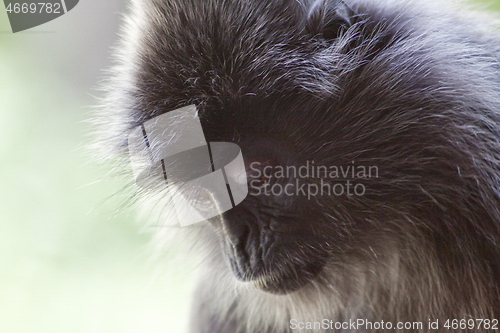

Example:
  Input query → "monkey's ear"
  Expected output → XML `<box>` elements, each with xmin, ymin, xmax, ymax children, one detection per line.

<box><xmin>306</xmin><ymin>0</ymin><xmax>356</xmax><ymax>40</ymax></box>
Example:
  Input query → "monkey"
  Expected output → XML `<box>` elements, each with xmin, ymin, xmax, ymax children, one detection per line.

<box><xmin>95</xmin><ymin>0</ymin><xmax>500</xmax><ymax>332</ymax></box>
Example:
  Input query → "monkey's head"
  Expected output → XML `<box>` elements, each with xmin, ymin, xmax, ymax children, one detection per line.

<box><xmin>104</xmin><ymin>0</ymin><xmax>500</xmax><ymax>300</ymax></box>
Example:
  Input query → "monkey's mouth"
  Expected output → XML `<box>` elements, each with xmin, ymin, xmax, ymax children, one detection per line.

<box><xmin>223</xmin><ymin>232</ymin><xmax>326</xmax><ymax>294</ymax></box>
<box><xmin>244</xmin><ymin>258</ymin><xmax>325</xmax><ymax>294</ymax></box>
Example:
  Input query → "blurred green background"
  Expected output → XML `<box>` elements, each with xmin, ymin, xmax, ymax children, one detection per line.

<box><xmin>0</xmin><ymin>2</ymin><xmax>195</xmax><ymax>333</ymax></box>
<box><xmin>0</xmin><ymin>1</ymin><xmax>499</xmax><ymax>333</ymax></box>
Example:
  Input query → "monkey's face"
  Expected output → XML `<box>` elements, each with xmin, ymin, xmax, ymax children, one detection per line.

<box><xmin>124</xmin><ymin>0</ymin><xmax>368</xmax><ymax>295</ymax></box>
<box><xmin>126</xmin><ymin>0</ymin><xmax>457</xmax><ymax>295</ymax></box>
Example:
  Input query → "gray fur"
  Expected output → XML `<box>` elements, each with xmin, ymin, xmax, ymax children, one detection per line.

<box><xmin>96</xmin><ymin>0</ymin><xmax>500</xmax><ymax>332</ymax></box>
